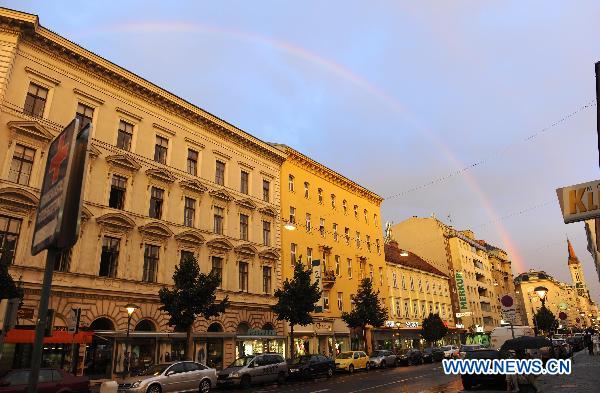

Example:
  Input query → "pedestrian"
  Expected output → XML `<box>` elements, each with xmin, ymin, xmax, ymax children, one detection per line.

<box><xmin>585</xmin><ymin>331</ymin><xmax>594</xmax><ymax>355</ymax></box>
<box><xmin>593</xmin><ymin>333</ymin><xmax>600</xmax><ymax>355</ymax></box>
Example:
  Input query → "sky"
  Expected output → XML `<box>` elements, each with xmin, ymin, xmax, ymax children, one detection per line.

<box><xmin>6</xmin><ymin>1</ymin><xmax>600</xmax><ymax>302</ymax></box>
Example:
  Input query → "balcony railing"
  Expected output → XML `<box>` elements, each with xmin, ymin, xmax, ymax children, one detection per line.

<box><xmin>323</xmin><ymin>269</ymin><xmax>336</xmax><ymax>286</ymax></box>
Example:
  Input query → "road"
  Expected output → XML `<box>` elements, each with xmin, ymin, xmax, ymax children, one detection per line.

<box><xmin>239</xmin><ymin>362</ymin><xmax>468</xmax><ymax>393</ymax></box>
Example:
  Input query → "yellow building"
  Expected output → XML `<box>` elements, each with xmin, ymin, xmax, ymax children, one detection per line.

<box><xmin>0</xmin><ymin>8</ymin><xmax>287</xmax><ymax>376</ymax></box>
<box><xmin>273</xmin><ymin>144</ymin><xmax>386</xmax><ymax>356</ymax></box>
<box><xmin>381</xmin><ymin>239</ymin><xmax>456</xmax><ymax>349</ymax></box>
<box><xmin>486</xmin><ymin>244</ymin><xmax>525</xmax><ymax>325</ymax></box>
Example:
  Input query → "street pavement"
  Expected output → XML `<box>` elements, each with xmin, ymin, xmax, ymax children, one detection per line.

<box><xmin>536</xmin><ymin>349</ymin><xmax>600</xmax><ymax>393</ymax></box>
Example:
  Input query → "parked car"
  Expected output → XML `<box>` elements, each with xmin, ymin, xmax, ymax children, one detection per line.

<box><xmin>461</xmin><ymin>349</ymin><xmax>506</xmax><ymax>391</ymax></box>
<box><xmin>0</xmin><ymin>368</ymin><xmax>89</xmax><ymax>393</ymax></box>
<box><xmin>118</xmin><ymin>361</ymin><xmax>217</xmax><ymax>393</ymax></box>
<box><xmin>459</xmin><ymin>344</ymin><xmax>482</xmax><ymax>359</ymax></box>
<box><xmin>217</xmin><ymin>353</ymin><xmax>287</xmax><ymax>388</ymax></box>
<box><xmin>286</xmin><ymin>354</ymin><xmax>335</xmax><ymax>380</ymax></box>
<box><xmin>396</xmin><ymin>348</ymin><xmax>423</xmax><ymax>366</ymax></box>
<box><xmin>552</xmin><ymin>339</ymin><xmax>573</xmax><ymax>359</ymax></box>
<box><xmin>422</xmin><ymin>347</ymin><xmax>444</xmax><ymax>363</ymax></box>
<box><xmin>440</xmin><ymin>345</ymin><xmax>459</xmax><ymax>359</ymax></box>
<box><xmin>334</xmin><ymin>351</ymin><xmax>370</xmax><ymax>373</ymax></box>
<box><xmin>566</xmin><ymin>336</ymin><xmax>584</xmax><ymax>352</ymax></box>
<box><xmin>369</xmin><ymin>350</ymin><xmax>397</xmax><ymax>368</ymax></box>
<box><xmin>490</xmin><ymin>326</ymin><xmax>535</xmax><ymax>349</ymax></box>
<box><xmin>431</xmin><ymin>348</ymin><xmax>445</xmax><ymax>362</ymax></box>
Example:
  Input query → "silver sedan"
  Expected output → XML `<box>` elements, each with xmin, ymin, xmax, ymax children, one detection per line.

<box><xmin>117</xmin><ymin>361</ymin><xmax>217</xmax><ymax>393</ymax></box>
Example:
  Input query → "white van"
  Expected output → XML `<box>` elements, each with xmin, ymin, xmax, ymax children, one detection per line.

<box><xmin>490</xmin><ymin>326</ymin><xmax>535</xmax><ymax>349</ymax></box>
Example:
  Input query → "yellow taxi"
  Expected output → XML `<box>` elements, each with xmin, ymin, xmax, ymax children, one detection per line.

<box><xmin>334</xmin><ymin>351</ymin><xmax>370</xmax><ymax>373</ymax></box>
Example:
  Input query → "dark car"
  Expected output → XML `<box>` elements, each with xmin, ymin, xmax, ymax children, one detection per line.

<box><xmin>396</xmin><ymin>348</ymin><xmax>423</xmax><ymax>366</ymax></box>
<box><xmin>286</xmin><ymin>355</ymin><xmax>335</xmax><ymax>380</ymax></box>
<box><xmin>422</xmin><ymin>347</ymin><xmax>444</xmax><ymax>363</ymax></box>
<box><xmin>461</xmin><ymin>350</ymin><xmax>506</xmax><ymax>391</ymax></box>
<box><xmin>566</xmin><ymin>336</ymin><xmax>584</xmax><ymax>352</ymax></box>
<box><xmin>0</xmin><ymin>368</ymin><xmax>89</xmax><ymax>393</ymax></box>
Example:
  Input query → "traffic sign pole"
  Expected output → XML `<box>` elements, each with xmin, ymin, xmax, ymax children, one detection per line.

<box><xmin>27</xmin><ymin>247</ymin><xmax>58</xmax><ymax>393</ymax></box>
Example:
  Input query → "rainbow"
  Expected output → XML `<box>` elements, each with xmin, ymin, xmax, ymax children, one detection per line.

<box><xmin>80</xmin><ymin>20</ymin><xmax>526</xmax><ymax>272</ymax></box>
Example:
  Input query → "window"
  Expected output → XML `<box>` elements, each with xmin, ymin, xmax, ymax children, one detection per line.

<box><xmin>24</xmin><ymin>82</ymin><xmax>48</xmax><ymax>117</ymax></box>
<box><xmin>422</xmin><ymin>303</ymin><xmax>427</xmax><ymax>317</ymax></box>
<box><xmin>344</xmin><ymin>227</ymin><xmax>350</xmax><ymax>245</ymax></box>
<box><xmin>305</xmin><ymin>213</ymin><xmax>311</xmax><ymax>232</ymax></box>
<box><xmin>369</xmin><ymin>264</ymin><xmax>374</xmax><ymax>280</ymax></box>
<box><xmin>116</xmin><ymin>120</ymin><xmax>133</xmax><ymax>151</ymax></box>
<box><xmin>402</xmin><ymin>275</ymin><xmax>406</xmax><ymax>289</ymax></box>
<box><xmin>211</xmin><ymin>256</ymin><xmax>223</xmax><ymax>286</ymax></box>
<box><xmin>318</xmin><ymin>188</ymin><xmax>323</xmax><ymax>204</ymax></box>
<box><xmin>335</xmin><ymin>255</ymin><xmax>340</xmax><ymax>276</ymax></box>
<box><xmin>154</xmin><ymin>135</ymin><xmax>168</xmax><ymax>164</ymax></box>
<box><xmin>291</xmin><ymin>243</ymin><xmax>297</xmax><ymax>264</ymax></box>
<box><xmin>392</xmin><ymin>272</ymin><xmax>397</xmax><ymax>288</ymax></box>
<box><xmin>262</xmin><ymin>221</ymin><xmax>271</xmax><ymax>246</ymax></box>
<box><xmin>364</xmin><ymin>209</ymin><xmax>368</xmax><ymax>223</ymax></box>
<box><xmin>304</xmin><ymin>182</ymin><xmax>310</xmax><ymax>198</ymax></box>
<box><xmin>366</xmin><ymin>235</ymin><xmax>371</xmax><ymax>252</ymax></box>
<box><xmin>108</xmin><ymin>175</ymin><xmax>127</xmax><ymax>209</ymax></box>
<box><xmin>288</xmin><ymin>174</ymin><xmax>294</xmax><ymax>191</ymax></box>
<box><xmin>239</xmin><ymin>214</ymin><xmax>249</xmax><ymax>240</ymax></box>
<box><xmin>426</xmin><ymin>281</ymin><xmax>430</xmax><ymax>292</ymax></box>
<box><xmin>404</xmin><ymin>301</ymin><xmax>410</xmax><ymax>317</ymax></box>
<box><xmin>342</xmin><ymin>200</ymin><xmax>347</xmax><ymax>214</ymax></box>
<box><xmin>215</xmin><ymin>161</ymin><xmax>225</xmax><ymax>185</ymax></box>
<box><xmin>181</xmin><ymin>250</ymin><xmax>194</xmax><ymax>263</ymax></box>
<box><xmin>412</xmin><ymin>300</ymin><xmax>418</xmax><ymax>317</ymax></box>
<box><xmin>262</xmin><ymin>180</ymin><xmax>270</xmax><ymax>202</ymax></box>
<box><xmin>307</xmin><ymin>248</ymin><xmax>313</xmax><ymax>264</ymax></box>
<box><xmin>54</xmin><ymin>248</ymin><xmax>72</xmax><ymax>272</ymax></box>
<box><xmin>376</xmin><ymin>239</ymin><xmax>381</xmax><ymax>254</ymax></box>
<box><xmin>323</xmin><ymin>290</ymin><xmax>330</xmax><ymax>310</ymax></box>
<box><xmin>395</xmin><ymin>299</ymin><xmax>401</xmax><ymax>317</ymax></box>
<box><xmin>337</xmin><ymin>292</ymin><xmax>343</xmax><ymax>310</ymax></box>
<box><xmin>149</xmin><ymin>187</ymin><xmax>164</xmax><ymax>219</ymax></box>
<box><xmin>143</xmin><ymin>244</ymin><xmax>160</xmax><ymax>282</ymax></box>
<box><xmin>410</xmin><ymin>277</ymin><xmax>414</xmax><ymax>290</ymax></box>
<box><xmin>333</xmin><ymin>223</ymin><xmax>338</xmax><ymax>241</ymax></box>
<box><xmin>184</xmin><ymin>197</ymin><xmax>196</xmax><ymax>227</ymax></box>
<box><xmin>75</xmin><ymin>102</ymin><xmax>94</xmax><ymax>127</ymax></box>
<box><xmin>99</xmin><ymin>236</ymin><xmax>119</xmax><ymax>277</ymax></box>
<box><xmin>418</xmin><ymin>279</ymin><xmax>422</xmax><ymax>292</ymax></box>
<box><xmin>374</xmin><ymin>214</ymin><xmax>378</xmax><ymax>227</ymax></box>
<box><xmin>331</xmin><ymin>194</ymin><xmax>336</xmax><ymax>208</ymax></box>
<box><xmin>289</xmin><ymin>206</ymin><xmax>296</xmax><ymax>224</ymax></box>
<box><xmin>213</xmin><ymin>206</ymin><xmax>224</xmax><ymax>234</ymax></box>
<box><xmin>354</xmin><ymin>205</ymin><xmax>358</xmax><ymax>218</ymax></box>
<box><xmin>239</xmin><ymin>262</ymin><xmax>249</xmax><ymax>291</ymax></box>
<box><xmin>347</xmin><ymin>258</ymin><xmax>352</xmax><ymax>278</ymax></box>
<box><xmin>8</xmin><ymin>144</ymin><xmax>35</xmax><ymax>185</ymax></box>
<box><xmin>263</xmin><ymin>266</ymin><xmax>272</xmax><ymax>294</ymax></box>
<box><xmin>240</xmin><ymin>171</ymin><xmax>249</xmax><ymax>194</ymax></box>
<box><xmin>187</xmin><ymin>149</ymin><xmax>198</xmax><ymax>176</ymax></box>
<box><xmin>356</xmin><ymin>232</ymin><xmax>361</xmax><ymax>248</ymax></box>
<box><xmin>319</xmin><ymin>218</ymin><xmax>325</xmax><ymax>237</ymax></box>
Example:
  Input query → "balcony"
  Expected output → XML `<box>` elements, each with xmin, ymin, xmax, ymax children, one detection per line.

<box><xmin>323</xmin><ymin>269</ymin><xmax>336</xmax><ymax>287</ymax></box>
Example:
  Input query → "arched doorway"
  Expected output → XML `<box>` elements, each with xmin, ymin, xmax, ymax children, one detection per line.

<box><xmin>134</xmin><ymin>319</ymin><xmax>156</xmax><ymax>332</ymax></box>
<box><xmin>198</xmin><ymin>322</ymin><xmax>224</xmax><ymax>369</ymax></box>
<box><xmin>129</xmin><ymin>319</ymin><xmax>157</xmax><ymax>373</ymax></box>
<box><xmin>86</xmin><ymin>317</ymin><xmax>116</xmax><ymax>379</ymax></box>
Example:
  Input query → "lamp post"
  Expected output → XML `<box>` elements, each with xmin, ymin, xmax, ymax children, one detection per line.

<box><xmin>534</xmin><ymin>286</ymin><xmax>548</xmax><ymax>308</ymax></box>
<box><xmin>124</xmin><ymin>303</ymin><xmax>139</xmax><ymax>376</ymax></box>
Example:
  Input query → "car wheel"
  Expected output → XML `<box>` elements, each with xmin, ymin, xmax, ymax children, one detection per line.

<box><xmin>348</xmin><ymin>364</ymin><xmax>355</xmax><ymax>373</ymax></box>
<box><xmin>277</xmin><ymin>371</ymin><xmax>286</xmax><ymax>385</ymax></box>
<box><xmin>146</xmin><ymin>384</ymin><xmax>161</xmax><ymax>393</ymax></box>
<box><xmin>366</xmin><ymin>362</ymin><xmax>371</xmax><ymax>371</ymax></box>
<box><xmin>326</xmin><ymin>367</ymin><xmax>334</xmax><ymax>378</ymax></box>
<box><xmin>199</xmin><ymin>379</ymin><xmax>211</xmax><ymax>393</ymax></box>
<box><xmin>240</xmin><ymin>375</ymin><xmax>251</xmax><ymax>389</ymax></box>
<box><xmin>381</xmin><ymin>360</ymin><xmax>386</xmax><ymax>369</ymax></box>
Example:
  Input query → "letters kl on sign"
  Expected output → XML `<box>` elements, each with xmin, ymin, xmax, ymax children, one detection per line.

<box><xmin>31</xmin><ymin>119</ymin><xmax>90</xmax><ymax>255</ymax></box>
<box><xmin>556</xmin><ymin>179</ymin><xmax>600</xmax><ymax>224</ymax></box>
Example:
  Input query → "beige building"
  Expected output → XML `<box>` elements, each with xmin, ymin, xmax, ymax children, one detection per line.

<box><xmin>393</xmin><ymin>217</ymin><xmax>503</xmax><ymax>332</ymax></box>
<box><xmin>380</xmin><ymin>239</ymin><xmax>456</xmax><ymax>349</ymax></box>
<box><xmin>0</xmin><ymin>8</ymin><xmax>287</xmax><ymax>377</ymax></box>
<box><xmin>485</xmin><ymin>243</ymin><xmax>524</xmax><ymax>325</ymax></box>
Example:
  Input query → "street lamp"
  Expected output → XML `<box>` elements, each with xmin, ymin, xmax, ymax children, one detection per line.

<box><xmin>534</xmin><ymin>286</ymin><xmax>548</xmax><ymax>308</ymax></box>
<box><xmin>124</xmin><ymin>303</ymin><xmax>139</xmax><ymax>376</ymax></box>
<box><xmin>283</xmin><ymin>220</ymin><xmax>296</xmax><ymax>231</ymax></box>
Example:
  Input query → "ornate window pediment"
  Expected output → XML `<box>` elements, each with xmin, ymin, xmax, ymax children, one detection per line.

<box><xmin>0</xmin><ymin>187</ymin><xmax>39</xmax><ymax>213</ymax></box>
<box><xmin>235</xmin><ymin>243</ymin><xmax>258</xmax><ymax>258</ymax></box>
<box><xmin>209</xmin><ymin>189</ymin><xmax>234</xmax><ymax>202</ymax></box>
<box><xmin>180</xmin><ymin>179</ymin><xmax>208</xmax><ymax>194</ymax></box>
<box><xmin>146</xmin><ymin>168</ymin><xmax>177</xmax><ymax>184</ymax></box>
<box><xmin>236</xmin><ymin>198</ymin><xmax>256</xmax><ymax>210</ymax></box>
<box><xmin>105</xmin><ymin>154</ymin><xmax>141</xmax><ymax>172</ymax></box>
<box><xmin>206</xmin><ymin>237</ymin><xmax>234</xmax><ymax>252</ymax></box>
<box><xmin>80</xmin><ymin>205</ymin><xmax>93</xmax><ymax>224</ymax></box>
<box><xmin>259</xmin><ymin>249</ymin><xmax>280</xmax><ymax>262</ymax></box>
<box><xmin>87</xmin><ymin>143</ymin><xmax>101</xmax><ymax>159</ymax></box>
<box><xmin>96</xmin><ymin>212</ymin><xmax>135</xmax><ymax>233</ymax></box>
<box><xmin>8</xmin><ymin>120</ymin><xmax>53</xmax><ymax>142</ymax></box>
<box><xmin>175</xmin><ymin>229</ymin><xmax>205</xmax><ymax>248</ymax></box>
<box><xmin>138</xmin><ymin>221</ymin><xmax>174</xmax><ymax>241</ymax></box>
<box><xmin>258</xmin><ymin>206</ymin><xmax>277</xmax><ymax>217</ymax></box>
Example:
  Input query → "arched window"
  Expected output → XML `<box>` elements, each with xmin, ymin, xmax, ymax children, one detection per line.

<box><xmin>262</xmin><ymin>323</ymin><xmax>275</xmax><ymax>331</ymax></box>
<box><xmin>236</xmin><ymin>322</ymin><xmax>250</xmax><ymax>335</ymax></box>
<box><xmin>207</xmin><ymin>322</ymin><xmax>224</xmax><ymax>332</ymax></box>
<box><xmin>90</xmin><ymin>317</ymin><xmax>115</xmax><ymax>331</ymax></box>
<box><xmin>134</xmin><ymin>319</ymin><xmax>156</xmax><ymax>332</ymax></box>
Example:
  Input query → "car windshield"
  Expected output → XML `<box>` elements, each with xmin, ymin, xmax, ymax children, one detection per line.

<box><xmin>288</xmin><ymin>356</ymin><xmax>310</xmax><ymax>364</ymax></box>
<box><xmin>461</xmin><ymin>345</ymin><xmax>479</xmax><ymax>351</ymax></box>
<box><xmin>137</xmin><ymin>364</ymin><xmax>170</xmax><ymax>376</ymax></box>
<box><xmin>229</xmin><ymin>357</ymin><xmax>254</xmax><ymax>367</ymax></box>
<box><xmin>337</xmin><ymin>352</ymin><xmax>353</xmax><ymax>359</ymax></box>
<box><xmin>423</xmin><ymin>348</ymin><xmax>433</xmax><ymax>354</ymax></box>
<box><xmin>441</xmin><ymin>346</ymin><xmax>452</xmax><ymax>351</ymax></box>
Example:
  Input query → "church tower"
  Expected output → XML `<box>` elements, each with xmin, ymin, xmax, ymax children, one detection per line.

<box><xmin>568</xmin><ymin>239</ymin><xmax>590</xmax><ymax>299</ymax></box>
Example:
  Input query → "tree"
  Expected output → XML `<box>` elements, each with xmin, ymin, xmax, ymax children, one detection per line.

<box><xmin>534</xmin><ymin>306</ymin><xmax>556</xmax><ymax>334</ymax></box>
<box><xmin>421</xmin><ymin>313</ymin><xmax>448</xmax><ymax>347</ymax></box>
<box><xmin>159</xmin><ymin>255</ymin><xmax>229</xmax><ymax>360</ymax></box>
<box><xmin>341</xmin><ymin>278</ymin><xmax>387</xmax><ymax>352</ymax></box>
<box><xmin>272</xmin><ymin>262</ymin><xmax>321</xmax><ymax>359</ymax></box>
<box><xmin>0</xmin><ymin>244</ymin><xmax>23</xmax><ymax>301</ymax></box>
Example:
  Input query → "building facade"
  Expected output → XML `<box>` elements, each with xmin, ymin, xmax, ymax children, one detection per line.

<box><xmin>392</xmin><ymin>217</ymin><xmax>503</xmax><ymax>333</ymax></box>
<box><xmin>485</xmin><ymin>243</ymin><xmax>524</xmax><ymax>325</ymax></box>
<box><xmin>0</xmin><ymin>9</ymin><xmax>287</xmax><ymax>377</ymax></box>
<box><xmin>274</xmin><ymin>144</ymin><xmax>387</xmax><ymax>357</ymax></box>
<box><xmin>380</xmin><ymin>239</ymin><xmax>456</xmax><ymax>349</ymax></box>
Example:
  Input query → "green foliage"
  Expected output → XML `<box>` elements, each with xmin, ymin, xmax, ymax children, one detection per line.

<box><xmin>421</xmin><ymin>313</ymin><xmax>448</xmax><ymax>345</ymax></box>
<box><xmin>0</xmin><ymin>244</ymin><xmax>23</xmax><ymax>300</ymax></box>
<box><xmin>534</xmin><ymin>306</ymin><xmax>556</xmax><ymax>333</ymax></box>
<box><xmin>272</xmin><ymin>262</ymin><xmax>321</xmax><ymax>326</ymax></box>
<box><xmin>342</xmin><ymin>278</ymin><xmax>387</xmax><ymax>351</ymax></box>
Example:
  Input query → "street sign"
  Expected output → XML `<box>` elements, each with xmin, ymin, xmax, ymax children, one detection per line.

<box><xmin>31</xmin><ymin>119</ymin><xmax>90</xmax><ymax>255</ymax></box>
<box><xmin>500</xmin><ymin>294</ymin><xmax>517</xmax><ymax>324</ymax></box>
<box><xmin>454</xmin><ymin>271</ymin><xmax>469</xmax><ymax>312</ymax></box>
<box><xmin>556</xmin><ymin>179</ymin><xmax>600</xmax><ymax>224</ymax></box>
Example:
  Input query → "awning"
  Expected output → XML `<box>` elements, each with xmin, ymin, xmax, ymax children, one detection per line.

<box><xmin>3</xmin><ymin>329</ymin><xmax>94</xmax><ymax>344</ymax></box>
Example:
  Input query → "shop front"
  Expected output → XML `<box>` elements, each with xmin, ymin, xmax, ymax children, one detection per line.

<box><xmin>290</xmin><ymin>318</ymin><xmax>350</xmax><ymax>358</ymax></box>
<box><xmin>235</xmin><ymin>324</ymin><xmax>286</xmax><ymax>359</ymax></box>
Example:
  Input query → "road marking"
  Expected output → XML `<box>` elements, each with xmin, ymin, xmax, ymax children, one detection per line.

<box><xmin>308</xmin><ymin>390</ymin><xmax>330</xmax><ymax>393</ymax></box>
<box><xmin>346</xmin><ymin>378</ymin><xmax>408</xmax><ymax>393</ymax></box>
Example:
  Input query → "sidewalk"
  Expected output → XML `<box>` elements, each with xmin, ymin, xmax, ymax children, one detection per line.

<box><xmin>537</xmin><ymin>350</ymin><xmax>600</xmax><ymax>393</ymax></box>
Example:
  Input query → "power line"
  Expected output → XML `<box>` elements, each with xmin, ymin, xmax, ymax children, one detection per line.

<box><xmin>385</xmin><ymin>100</ymin><xmax>596</xmax><ymax>200</ymax></box>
